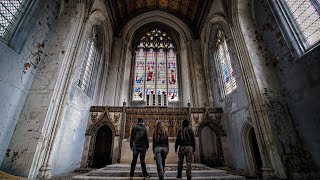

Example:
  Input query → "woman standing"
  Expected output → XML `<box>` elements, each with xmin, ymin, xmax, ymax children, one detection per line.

<box><xmin>153</xmin><ymin>121</ymin><xmax>169</xmax><ymax>180</ymax></box>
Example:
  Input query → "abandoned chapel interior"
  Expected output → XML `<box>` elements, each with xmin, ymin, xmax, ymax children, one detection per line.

<box><xmin>0</xmin><ymin>0</ymin><xmax>320</xmax><ymax>179</ymax></box>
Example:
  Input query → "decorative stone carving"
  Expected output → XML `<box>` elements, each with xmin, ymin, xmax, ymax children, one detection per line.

<box><xmin>193</xmin><ymin>114</ymin><xmax>200</xmax><ymax>124</ymax></box>
<box><xmin>124</xmin><ymin>107</ymin><xmax>188</xmax><ymax>138</ymax></box>
<box><xmin>114</xmin><ymin>113</ymin><xmax>120</xmax><ymax>123</ymax></box>
<box><xmin>91</xmin><ymin>113</ymin><xmax>98</xmax><ymax>122</ymax></box>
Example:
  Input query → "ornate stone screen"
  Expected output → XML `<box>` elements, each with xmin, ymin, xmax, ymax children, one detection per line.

<box><xmin>124</xmin><ymin>107</ymin><xmax>188</xmax><ymax>138</ymax></box>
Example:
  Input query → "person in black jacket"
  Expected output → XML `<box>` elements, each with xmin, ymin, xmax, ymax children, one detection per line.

<box><xmin>130</xmin><ymin>118</ymin><xmax>150</xmax><ymax>178</ymax></box>
<box><xmin>175</xmin><ymin>119</ymin><xmax>195</xmax><ymax>180</ymax></box>
<box><xmin>153</xmin><ymin>121</ymin><xmax>169</xmax><ymax>180</ymax></box>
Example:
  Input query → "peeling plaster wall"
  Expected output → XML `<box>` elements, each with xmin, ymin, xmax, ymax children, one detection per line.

<box><xmin>254</xmin><ymin>0</ymin><xmax>320</xmax><ymax>176</ymax></box>
<box><xmin>50</xmin><ymin>1</ymin><xmax>113</xmax><ymax>175</ymax></box>
<box><xmin>49</xmin><ymin>5</ymin><xmax>91</xmax><ymax>174</ymax></box>
<box><xmin>0</xmin><ymin>0</ymin><xmax>59</xmax><ymax>170</ymax></box>
<box><xmin>0</xmin><ymin>1</ymin><xmax>87</xmax><ymax>177</ymax></box>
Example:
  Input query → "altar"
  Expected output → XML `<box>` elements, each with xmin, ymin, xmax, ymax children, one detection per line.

<box><xmin>80</xmin><ymin>104</ymin><xmax>225</xmax><ymax>168</ymax></box>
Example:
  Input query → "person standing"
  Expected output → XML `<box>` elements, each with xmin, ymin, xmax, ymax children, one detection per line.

<box><xmin>153</xmin><ymin>121</ymin><xmax>169</xmax><ymax>180</ymax></box>
<box><xmin>175</xmin><ymin>119</ymin><xmax>195</xmax><ymax>180</ymax></box>
<box><xmin>130</xmin><ymin>118</ymin><xmax>150</xmax><ymax>178</ymax></box>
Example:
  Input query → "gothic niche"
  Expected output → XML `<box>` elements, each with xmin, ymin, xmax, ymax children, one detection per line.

<box><xmin>197</xmin><ymin>114</ymin><xmax>226</xmax><ymax>167</ymax></box>
<box><xmin>86</xmin><ymin>114</ymin><xmax>116</xmax><ymax>168</ymax></box>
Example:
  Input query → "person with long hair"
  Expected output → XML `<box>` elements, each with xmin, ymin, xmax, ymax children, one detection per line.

<box><xmin>153</xmin><ymin>121</ymin><xmax>169</xmax><ymax>180</ymax></box>
<box><xmin>175</xmin><ymin>119</ymin><xmax>195</xmax><ymax>180</ymax></box>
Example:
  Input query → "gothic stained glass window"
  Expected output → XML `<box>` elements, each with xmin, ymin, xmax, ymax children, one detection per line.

<box><xmin>132</xmin><ymin>28</ymin><xmax>179</xmax><ymax>104</ymax></box>
<box><xmin>284</xmin><ymin>0</ymin><xmax>320</xmax><ymax>47</ymax></box>
<box><xmin>215</xmin><ymin>30</ymin><xmax>236</xmax><ymax>97</ymax></box>
<box><xmin>0</xmin><ymin>0</ymin><xmax>30</xmax><ymax>39</ymax></box>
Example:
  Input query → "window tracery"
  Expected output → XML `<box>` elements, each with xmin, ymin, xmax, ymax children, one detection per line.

<box><xmin>133</xmin><ymin>28</ymin><xmax>179</xmax><ymax>105</ymax></box>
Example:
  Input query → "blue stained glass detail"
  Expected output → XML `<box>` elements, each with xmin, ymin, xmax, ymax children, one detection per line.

<box><xmin>223</xmin><ymin>64</ymin><xmax>229</xmax><ymax>83</ymax></box>
<box><xmin>136</xmin><ymin>76</ymin><xmax>143</xmax><ymax>83</ymax></box>
<box><xmin>134</xmin><ymin>88</ymin><xmax>141</xmax><ymax>92</ymax></box>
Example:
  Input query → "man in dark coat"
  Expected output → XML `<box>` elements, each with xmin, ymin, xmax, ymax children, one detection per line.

<box><xmin>130</xmin><ymin>118</ymin><xmax>150</xmax><ymax>178</ymax></box>
<box><xmin>175</xmin><ymin>119</ymin><xmax>195</xmax><ymax>180</ymax></box>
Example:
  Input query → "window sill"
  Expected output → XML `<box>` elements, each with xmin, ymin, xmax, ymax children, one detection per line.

<box><xmin>296</xmin><ymin>42</ymin><xmax>320</xmax><ymax>61</ymax></box>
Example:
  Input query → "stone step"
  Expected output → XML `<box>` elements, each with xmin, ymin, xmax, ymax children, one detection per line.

<box><xmin>72</xmin><ymin>164</ymin><xmax>245</xmax><ymax>180</ymax></box>
<box><xmin>86</xmin><ymin>170</ymin><xmax>227</xmax><ymax>177</ymax></box>
<box><xmin>72</xmin><ymin>175</ymin><xmax>245</xmax><ymax>179</ymax></box>
<box><xmin>98</xmin><ymin>164</ymin><xmax>210</xmax><ymax>171</ymax></box>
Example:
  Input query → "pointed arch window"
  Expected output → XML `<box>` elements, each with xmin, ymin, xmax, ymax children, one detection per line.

<box><xmin>215</xmin><ymin>30</ymin><xmax>237</xmax><ymax>98</ymax></box>
<box><xmin>78</xmin><ymin>26</ymin><xmax>101</xmax><ymax>98</ymax></box>
<box><xmin>133</xmin><ymin>28</ymin><xmax>179</xmax><ymax>105</ymax></box>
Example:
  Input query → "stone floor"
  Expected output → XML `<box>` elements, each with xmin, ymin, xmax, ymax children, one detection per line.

<box><xmin>70</xmin><ymin>164</ymin><xmax>245</xmax><ymax>180</ymax></box>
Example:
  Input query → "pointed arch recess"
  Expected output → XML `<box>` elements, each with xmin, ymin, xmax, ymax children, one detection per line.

<box><xmin>85</xmin><ymin>113</ymin><xmax>116</xmax><ymax>167</ymax></box>
<box><xmin>114</xmin><ymin>10</ymin><xmax>199</xmax><ymax>107</ymax></box>
<box><xmin>242</xmin><ymin>122</ymin><xmax>257</xmax><ymax>177</ymax></box>
<box><xmin>196</xmin><ymin>113</ymin><xmax>226</xmax><ymax>166</ymax></box>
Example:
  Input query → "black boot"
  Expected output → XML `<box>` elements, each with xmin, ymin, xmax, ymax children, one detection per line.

<box><xmin>159</xmin><ymin>175</ymin><xmax>164</xmax><ymax>180</ymax></box>
<box><xmin>176</xmin><ymin>168</ymin><xmax>182</xmax><ymax>178</ymax></box>
<box><xmin>187</xmin><ymin>177</ymin><xmax>192</xmax><ymax>180</ymax></box>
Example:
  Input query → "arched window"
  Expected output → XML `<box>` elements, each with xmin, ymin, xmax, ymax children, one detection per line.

<box><xmin>78</xmin><ymin>25</ymin><xmax>102</xmax><ymax>98</ymax></box>
<box><xmin>133</xmin><ymin>28</ymin><xmax>179</xmax><ymax>106</ymax></box>
<box><xmin>215</xmin><ymin>30</ymin><xmax>236</xmax><ymax>98</ymax></box>
<box><xmin>0</xmin><ymin>0</ymin><xmax>31</xmax><ymax>41</ymax></box>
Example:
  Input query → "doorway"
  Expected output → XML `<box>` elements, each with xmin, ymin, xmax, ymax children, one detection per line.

<box><xmin>92</xmin><ymin>125</ymin><xmax>113</xmax><ymax>168</ymax></box>
<box><xmin>249</xmin><ymin>128</ymin><xmax>263</xmax><ymax>178</ymax></box>
<box><xmin>200</xmin><ymin>126</ymin><xmax>218</xmax><ymax>167</ymax></box>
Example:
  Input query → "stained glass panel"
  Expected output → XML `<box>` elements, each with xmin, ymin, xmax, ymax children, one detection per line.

<box><xmin>216</xmin><ymin>31</ymin><xmax>237</xmax><ymax>97</ymax></box>
<box><xmin>146</xmin><ymin>49</ymin><xmax>156</xmax><ymax>95</ymax></box>
<box><xmin>157</xmin><ymin>49</ymin><xmax>167</xmax><ymax>95</ymax></box>
<box><xmin>167</xmin><ymin>49</ymin><xmax>178</xmax><ymax>101</ymax></box>
<box><xmin>133</xmin><ymin>48</ymin><xmax>145</xmax><ymax>100</ymax></box>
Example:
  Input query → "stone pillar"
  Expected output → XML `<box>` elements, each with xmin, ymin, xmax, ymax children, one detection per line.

<box><xmin>117</xmin><ymin>101</ymin><xmax>127</xmax><ymax>162</ymax></box>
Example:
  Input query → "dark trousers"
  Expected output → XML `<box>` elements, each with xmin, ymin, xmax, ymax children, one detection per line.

<box><xmin>130</xmin><ymin>148</ymin><xmax>148</xmax><ymax>176</ymax></box>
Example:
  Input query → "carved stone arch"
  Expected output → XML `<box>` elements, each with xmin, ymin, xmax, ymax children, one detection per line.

<box><xmin>115</xmin><ymin>10</ymin><xmax>198</xmax><ymax>107</ymax></box>
<box><xmin>242</xmin><ymin>122</ymin><xmax>256</xmax><ymax>176</ymax></box>
<box><xmin>86</xmin><ymin>113</ymin><xmax>116</xmax><ymax>167</ymax></box>
<box><xmin>196</xmin><ymin>113</ymin><xmax>226</xmax><ymax>137</ymax></box>
<box><xmin>197</xmin><ymin>113</ymin><xmax>225</xmax><ymax>166</ymax></box>
<box><xmin>242</xmin><ymin>122</ymin><xmax>263</xmax><ymax>178</ymax></box>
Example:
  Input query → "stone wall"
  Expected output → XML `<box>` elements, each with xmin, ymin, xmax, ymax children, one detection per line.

<box><xmin>0</xmin><ymin>0</ymin><xmax>59</xmax><ymax>172</ymax></box>
<box><xmin>0</xmin><ymin>0</ymin><xmax>99</xmax><ymax>178</ymax></box>
<box><xmin>254</xmin><ymin>0</ymin><xmax>320</xmax><ymax>177</ymax></box>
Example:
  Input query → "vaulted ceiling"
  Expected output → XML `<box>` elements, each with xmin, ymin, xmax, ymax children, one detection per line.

<box><xmin>105</xmin><ymin>0</ymin><xmax>213</xmax><ymax>38</ymax></box>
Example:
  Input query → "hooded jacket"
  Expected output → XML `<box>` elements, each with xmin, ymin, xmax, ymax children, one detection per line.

<box><xmin>130</xmin><ymin>124</ymin><xmax>149</xmax><ymax>149</ymax></box>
